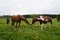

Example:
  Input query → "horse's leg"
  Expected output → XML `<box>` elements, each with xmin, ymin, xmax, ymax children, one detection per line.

<box><xmin>48</xmin><ymin>22</ymin><xmax>52</xmax><ymax>28</ymax></box>
<box><xmin>19</xmin><ymin>22</ymin><xmax>20</xmax><ymax>27</ymax></box>
<box><xmin>48</xmin><ymin>20</ymin><xmax>52</xmax><ymax>28</ymax></box>
<box><xmin>12</xmin><ymin>21</ymin><xmax>15</xmax><ymax>29</ymax></box>
<box><xmin>18</xmin><ymin>21</ymin><xmax>21</xmax><ymax>28</ymax></box>
<box><xmin>18</xmin><ymin>21</ymin><xmax>21</xmax><ymax>30</ymax></box>
<box><xmin>16</xmin><ymin>22</ymin><xmax>18</xmax><ymax>28</ymax></box>
<box><xmin>40</xmin><ymin>24</ymin><xmax>44</xmax><ymax>30</ymax></box>
<box><xmin>40</xmin><ymin>22</ymin><xmax>44</xmax><ymax>30</ymax></box>
<box><xmin>50</xmin><ymin>20</ymin><xmax>52</xmax><ymax>24</ymax></box>
<box><xmin>40</xmin><ymin>22</ymin><xmax>43</xmax><ymax>30</ymax></box>
<box><xmin>12</xmin><ymin>21</ymin><xmax>14</xmax><ymax>26</ymax></box>
<box><xmin>19</xmin><ymin>21</ymin><xmax>21</xmax><ymax>27</ymax></box>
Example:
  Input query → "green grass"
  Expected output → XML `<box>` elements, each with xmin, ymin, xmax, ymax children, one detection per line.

<box><xmin>0</xmin><ymin>18</ymin><xmax>60</xmax><ymax>40</ymax></box>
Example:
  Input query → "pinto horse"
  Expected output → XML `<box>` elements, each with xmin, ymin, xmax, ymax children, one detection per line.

<box><xmin>31</xmin><ymin>16</ymin><xmax>52</xmax><ymax>29</ymax></box>
<box><xmin>7</xmin><ymin>15</ymin><xmax>30</xmax><ymax>28</ymax></box>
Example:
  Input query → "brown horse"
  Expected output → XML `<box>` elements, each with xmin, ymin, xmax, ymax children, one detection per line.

<box><xmin>31</xmin><ymin>15</ymin><xmax>52</xmax><ymax>29</ymax></box>
<box><xmin>7</xmin><ymin>15</ymin><xmax>30</xmax><ymax>28</ymax></box>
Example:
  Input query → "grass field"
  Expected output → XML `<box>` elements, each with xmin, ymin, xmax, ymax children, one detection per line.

<box><xmin>0</xmin><ymin>18</ymin><xmax>60</xmax><ymax>40</ymax></box>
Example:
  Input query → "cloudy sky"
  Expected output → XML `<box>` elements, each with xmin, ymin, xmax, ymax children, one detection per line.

<box><xmin>0</xmin><ymin>0</ymin><xmax>60</xmax><ymax>16</ymax></box>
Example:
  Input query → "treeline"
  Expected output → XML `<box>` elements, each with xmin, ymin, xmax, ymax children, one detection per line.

<box><xmin>0</xmin><ymin>14</ymin><xmax>60</xmax><ymax>18</ymax></box>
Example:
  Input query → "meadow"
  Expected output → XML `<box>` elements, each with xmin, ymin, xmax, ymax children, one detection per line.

<box><xmin>0</xmin><ymin>18</ymin><xmax>60</xmax><ymax>40</ymax></box>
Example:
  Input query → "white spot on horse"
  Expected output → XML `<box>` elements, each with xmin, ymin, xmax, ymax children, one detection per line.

<box><xmin>40</xmin><ymin>16</ymin><xmax>44</xmax><ymax>21</ymax></box>
<box><xmin>40</xmin><ymin>16</ymin><xmax>43</xmax><ymax>18</ymax></box>
<box><xmin>37</xmin><ymin>18</ymin><xmax>40</xmax><ymax>20</ymax></box>
<box><xmin>37</xmin><ymin>16</ymin><xmax>44</xmax><ymax>21</ymax></box>
<box><xmin>40</xmin><ymin>18</ymin><xmax>44</xmax><ymax>21</ymax></box>
<box><xmin>46</xmin><ymin>19</ymin><xmax>48</xmax><ymax>21</ymax></box>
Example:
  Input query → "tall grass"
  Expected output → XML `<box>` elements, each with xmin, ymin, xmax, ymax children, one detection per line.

<box><xmin>0</xmin><ymin>18</ymin><xmax>60</xmax><ymax>40</ymax></box>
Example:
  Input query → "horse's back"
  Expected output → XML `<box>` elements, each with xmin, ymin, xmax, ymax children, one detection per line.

<box><xmin>44</xmin><ymin>16</ymin><xmax>52</xmax><ymax>22</ymax></box>
<box><xmin>11</xmin><ymin>15</ymin><xmax>26</xmax><ymax>21</ymax></box>
<box><xmin>11</xmin><ymin>15</ymin><xmax>21</xmax><ymax>21</ymax></box>
<box><xmin>44</xmin><ymin>16</ymin><xmax>52</xmax><ymax>19</ymax></box>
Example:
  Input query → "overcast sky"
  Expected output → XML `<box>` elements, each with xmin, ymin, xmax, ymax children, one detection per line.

<box><xmin>0</xmin><ymin>0</ymin><xmax>60</xmax><ymax>16</ymax></box>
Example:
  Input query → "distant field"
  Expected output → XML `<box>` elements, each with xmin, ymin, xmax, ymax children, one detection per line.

<box><xmin>0</xmin><ymin>18</ymin><xmax>60</xmax><ymax>40</ymax></box>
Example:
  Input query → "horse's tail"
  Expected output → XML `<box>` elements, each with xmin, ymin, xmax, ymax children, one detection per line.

<box><xmin>7</xmin><ymin>18</ymin><xmax>10</xmax><ymax>24</ymax></box>
<box><xmin>50</xmin><ymin>20</ymin><xmax>52</xmax><ymax>24</ymax></box>
<box><xmin>51</xmin><ymin>21</ymin><xmax>52</xmax><ymax>24</ymax></box>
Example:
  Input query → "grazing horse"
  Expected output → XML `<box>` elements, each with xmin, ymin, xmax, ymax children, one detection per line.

<box><xmin>31</xmin><ymin>15</ymin><xmax>52</xmax><ymax>29</ymax></box>
<box><xmin>7</xmin><ymin>15</ymin><xmax>30</xmax><ymax>28</ymax></box>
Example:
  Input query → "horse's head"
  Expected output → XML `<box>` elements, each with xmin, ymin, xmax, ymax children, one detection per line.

<box><xmin>25</xmin><ymin>18</ymin><xmax>30</xmax><ymax>25</ymax></box>
<box><xmin>21</xmin><ymin>17</ymin><xmax>30</xmax><ymax>25</ymax></box>
<box><xmin>31</xmin><ymin>16</ymin><xmax>44</xmax><ymax>25</ymax></box>
<box><xmin>31</xmin><ymin>17</ymin><xmax>37</xmax><ymax>25</ymax></box>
